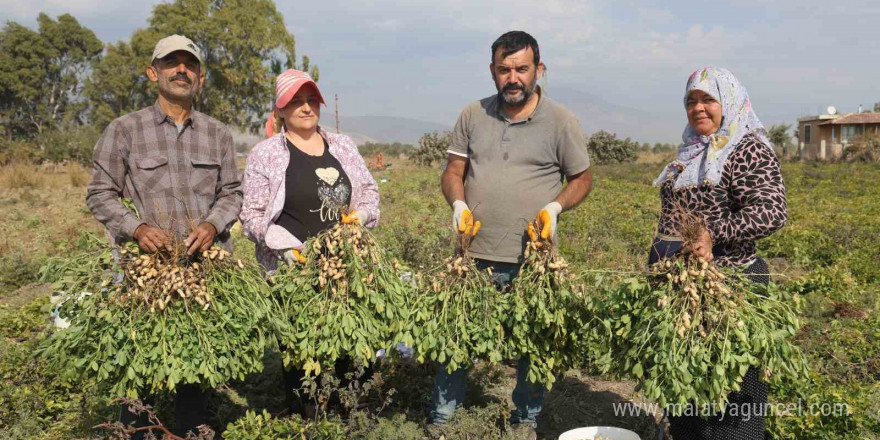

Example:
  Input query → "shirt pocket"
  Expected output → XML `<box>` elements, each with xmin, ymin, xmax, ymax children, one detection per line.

<box><xmin>135</xmin><ymin>156</ymin><xmax>171</xmax><ymax>194</ymax></box>
<box><xmin>190</xmin><ymin>155</ymin><xmax>221</xmax><ymax>196</ymax></box>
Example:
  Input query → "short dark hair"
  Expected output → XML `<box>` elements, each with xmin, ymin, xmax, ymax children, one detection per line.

<box><xmin>491</xmin><ymin>31</ymin><xmax>540</xmax><ymax>66</ymax></box>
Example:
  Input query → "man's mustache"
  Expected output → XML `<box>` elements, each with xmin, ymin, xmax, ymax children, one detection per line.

<box><xmin>169</xmin><ymin>74</ymin><xmax>191</xmax><ymax>84</ymax></box>
<box><xmin>502</xmin><ymin>83</ymin><xmax>524</xmax><ymax>92</ymax></box>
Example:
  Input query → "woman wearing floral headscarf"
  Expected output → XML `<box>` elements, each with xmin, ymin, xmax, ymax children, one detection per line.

<box><xmin>649</xmin><ymin>67</ymin><xmax>787</xmax><ymax>439</ymax></box>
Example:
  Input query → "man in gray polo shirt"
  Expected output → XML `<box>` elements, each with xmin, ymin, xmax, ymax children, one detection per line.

<box><xmin>432</xmin><ymin>31</ymin><xmax>593</xmax><ymax>439</ymax></box>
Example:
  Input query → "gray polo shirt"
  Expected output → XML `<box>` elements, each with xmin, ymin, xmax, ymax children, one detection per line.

<box><xmin>448</xmin><ymin>91</ymin><xmax>590</xmax><ymax>263</ymax></box>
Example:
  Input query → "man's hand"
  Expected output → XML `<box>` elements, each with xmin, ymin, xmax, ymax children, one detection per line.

<box><xmin>184</xmin><ymin>222</ymin><xmax>217</xmax><ymax>256</ymax></box>
<box><xmin>683</xmin><ymin>226</ymin><xmax>714</xmax><ymax>261</ymax></box>
<box><xmin>341</xmin><ymin>210</ymin><xmax>367</xmax><ymax>225</ymax></box>
<box><xmin>133</xmin><ymin>224</ymin><xmax>171</xmax><ymax>253</ymax></box>
<box><xmin>536</xmin><ymin>202</ymin><xmax>562</xmax><ymax>240</ymax></box>
<box><xmin>283</xmin><ymin>249</ymin><xmax>307</xmax><ymax>265</ymax></box>
<box><xmin>453</xmin><ymin>200</ymin><xmax>479</xmax><ymax>236</ymax></box>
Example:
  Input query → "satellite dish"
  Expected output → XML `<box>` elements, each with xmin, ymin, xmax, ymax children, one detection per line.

<box><xmin>827</xmin><ymin>106</ymin><xmax>837</xmax><ymax>115</ymax></box>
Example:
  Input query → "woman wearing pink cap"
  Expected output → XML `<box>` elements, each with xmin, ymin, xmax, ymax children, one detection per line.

<box><xmin>240</xmin><ymin>69</ymin><xmax>380</xmax><ymax>414</ymax></box>
<box><xmin>240</xmin><ymin>69</ymin><xmax>379</xmax><ymax>271</ymax></box>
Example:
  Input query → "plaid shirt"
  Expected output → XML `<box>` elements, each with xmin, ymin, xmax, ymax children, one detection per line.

<box><xmin>86</xmin><ymin>103</ymin><xmax>243</xmax><ymax>248</ymax></box>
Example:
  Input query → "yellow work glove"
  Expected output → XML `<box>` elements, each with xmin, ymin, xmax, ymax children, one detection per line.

<box><xmin>452</xmin><ymin>200</ymin><xmax>480</xmax><ymax>237</ymax></box>
<box><xmin>283</xmin><ymin>249</ymin><xmax>307</xmax><ymax>265</ymax></box>
<box><xmin>341</xmin><ymin>210</ymin><xmax>367</xmax><ymax>225</ymax></box>
<box><xmin>534</xmin><ymin>202</ymin><xmax>562</xmax><ymax>240</ymax></box>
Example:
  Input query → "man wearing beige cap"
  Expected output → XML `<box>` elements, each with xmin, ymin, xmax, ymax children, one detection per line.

<box><xmin>86</xmin><ymin>34</ymin><xmax>242</xmax><ymax>437</ymax></box>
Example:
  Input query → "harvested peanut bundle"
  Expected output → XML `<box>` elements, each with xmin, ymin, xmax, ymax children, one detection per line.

<box><xmin>40</xmin><ymin>234</ymin><xmax>276</xmax><ymax>398</ymax></box>
<box><xmin>272</xmin><ymin>222</ymin><xmax>414</xmax><ymax>376</ymax></box>
<box><xmin>598</xmin><ymin>255</ymin><xmax>807</xmax><ymax>413</ymax></box>
<box><xmin>116</xmin><ymin>245</ymin><xmax>237</xmax><ymax>312</ymax></box>
<box><xmin>411</xmin><ymin>229</ymin><xmax>509</xmax><ymax>373</ymax></box>
<box><xmin>505</xmin><ymin>217</ymin><xmax>594</xmax><ymax>389</ymax></box>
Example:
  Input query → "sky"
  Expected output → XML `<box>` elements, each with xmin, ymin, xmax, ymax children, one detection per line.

<box><xmin>3</xmin><ymin>0</ymin><xmax>879</xmax><ymax>142</ymax></box>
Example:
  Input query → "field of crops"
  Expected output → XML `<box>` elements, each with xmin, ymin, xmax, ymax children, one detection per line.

<box><xmin>1</xmin><ymin>160</ymin><xmax>878</xmax><ymax>439</ymax></box>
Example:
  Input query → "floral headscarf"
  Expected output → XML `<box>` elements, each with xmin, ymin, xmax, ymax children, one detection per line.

<box><xmin>654</xmin><ymin>67</ymin><xmax>770</xmax><ymax>189</ymax></box>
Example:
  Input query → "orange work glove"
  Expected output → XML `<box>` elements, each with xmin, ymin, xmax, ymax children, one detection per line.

<box><xmin>341</xmin><ymin>210</ymin><xmax>367</xmax><ymax>225</ymax></box>
<box><xmin>535</xmin><ymin>202</ymin><xmax>562</xmax><ymax>240</ymax></box>
<box><xmin>452</xmin><ymin>200</ymin><xmax>480</xmax><ymax>236</ymax></box>
<box><xmin>283</xmin><ymin>249</ymin><xmax>307</xmax><ymax>265</ymax></box>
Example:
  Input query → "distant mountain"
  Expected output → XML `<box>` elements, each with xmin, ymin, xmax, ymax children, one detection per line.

<box><xmin>548</xmin><ymin>87</ymin><xmax>803</xmax><ymax>143</ymax></box>
<box><xmin>336</xmin><ymin>115</ymin><xmax>450</xmax><ymax>146</ymax></box>
<box><xmin>334</xmin><ymin>90</ymin><xmax>681</xmax><ymax>145</ymax></box>
<box><xmin>544</xmin><ymin>87</ymin><xmax>680</xmax><ymax>144</ymax></box>
<box><xmin>237</xmin><ymin>89</ymin><xmax>686</xmax><ymax>148</ymax></box>
<box><xmin>338</xmin><ymin>132</ymin><xmax>380</xmax><ymax>146</ymax></box>
<box><xmin>230</xmin><ymin>118</ymin><xmax>423</xmax><ymax>150</ymax></box>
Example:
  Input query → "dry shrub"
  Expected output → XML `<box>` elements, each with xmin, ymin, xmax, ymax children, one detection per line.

<box><xmin>0</xmin><ymin>164</ymin><xmax>46</xmax><ymax>189</ymax></box>
<box><xmin>832</xmin><ymin>301</ymin><xmax>869</xmax><ymax>320</ymax></box>
<box><xmin>843</xmin><ymin>133</ymin><xmax>880</xmax><ymax>162</ymax></box>
<box><xmin>637</xmin><ymin>150</ymin><xmax>676</xmax><ymax>164</ymax></box>
<box><xmin>0</xmin><ymin>139</ymin><xmax>43</xmax><ymax>165</ymax></box>
<box><xmin>67</xmin><ymin>163</ymin><xmax>91</xmax><ymax>187</ymax></box>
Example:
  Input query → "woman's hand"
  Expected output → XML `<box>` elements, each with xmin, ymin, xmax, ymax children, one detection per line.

<box><xmin>283</xmin><ymin>249</ymin><xmax>306</xmax><ymax>265</ymax></box>
<box><xmin>684</xmin><ymin>226</ymin><xmax>714</xmax><ymax>261</ymax></box>
<box><xmin>341</xmin><ymin>210</ymin><xmax>367</xmax><ymax>225</ymax></box>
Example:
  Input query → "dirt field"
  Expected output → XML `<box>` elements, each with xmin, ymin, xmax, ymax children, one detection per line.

<box><xmin>1</xmin><ymin>160</ymin><xmax>878</xmax><ymax>439</ymax></box>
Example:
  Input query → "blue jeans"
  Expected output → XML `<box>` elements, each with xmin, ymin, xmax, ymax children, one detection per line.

<box><xmin>429</xmin><ymin>259</ymin><xmax>545</xmax><ymax>427</ymax></box>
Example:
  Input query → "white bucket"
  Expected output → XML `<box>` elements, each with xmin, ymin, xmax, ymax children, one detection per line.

<box><xmin>557</xmin><ymin>426</ymin><xmax>641</xmax><ymax>440</ymax></box>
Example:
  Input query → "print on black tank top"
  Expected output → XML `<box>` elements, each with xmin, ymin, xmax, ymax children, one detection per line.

<box><xmin>275</xmin><ymin>137</ymin><xmax>352</xmax><ymax>241</ymax></box>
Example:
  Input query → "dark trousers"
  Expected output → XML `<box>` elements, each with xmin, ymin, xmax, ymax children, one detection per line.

<box><xmin>119</xmin><ymin>384</ymin><xmax>209</xmax><ymax>439</ymax></box>
<box><xmin>667</xmin><ymin>367</ymin><xmax>768</xmax><ymax>440</ymax></box>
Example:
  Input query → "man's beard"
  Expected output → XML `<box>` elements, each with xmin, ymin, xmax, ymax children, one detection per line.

<box><xmin>497</xmin><ymin>77</ymin><xmax>536</xmax><ymax>105</ymax></box>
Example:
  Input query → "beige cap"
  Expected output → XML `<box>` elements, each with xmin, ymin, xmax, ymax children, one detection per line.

<box><xmin>152</xmin><ymin>34</ymin><xmax>204</xmax><ymax>65</ymax></box>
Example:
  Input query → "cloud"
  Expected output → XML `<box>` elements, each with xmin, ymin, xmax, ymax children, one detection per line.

<box><xmin>3</xmin><ymin>0</ymin><xmax>104</xmax><ymax>20</ymax></box>
<box><xmin>3</xmin><ymin>0</ymin><xmax>877</xmax><ymax>139</ymax></box>
<box><xmin>636</xmin><ymin>6</ymin><xmax>675</xmax><ymax>26</ymax></box>
<box><xmin>1</xmin><ymin>0</ymin><xmax>156</xmax><ymax>42</ymax></box>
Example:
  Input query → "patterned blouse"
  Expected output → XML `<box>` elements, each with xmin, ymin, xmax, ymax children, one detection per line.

<box><xmin>656</xmin><ymin>134</ymin><xmax>788</xmax><ymax>267</ymax></box>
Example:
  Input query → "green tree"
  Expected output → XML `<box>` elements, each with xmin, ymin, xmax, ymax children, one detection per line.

<box><xmin>92</xmin><ymin>0</ymin><xmax>318</xmax><ymax>133</ymax></box>
<box><xmin>0</xmin><ymin>14</ymin><xmax>102</xmax><ymax>138</ymax></box>
<box><xmin>586</xmin><ymin>130</ymin><xmax>638</xmax><ymax>164</ymax></box>
<box><xmin>84</xmin><ymin>37</ymin><xmax>156</xmax><ymax>129</ymax></box>
<box><xmin>767</xmin><ymin>123</ymin><xmax>793</xmax><ymax>157</ymax></box>
<box><xmin>410</xmin><ymin>131</ymin><xmax>451</xmax><ymax>167</ymax></box>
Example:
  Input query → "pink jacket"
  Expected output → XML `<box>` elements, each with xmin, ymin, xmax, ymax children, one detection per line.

<box><xmin>240</xmin><ymin>126</ymin><xmax>380</xmax><ymax>271</ymax></box>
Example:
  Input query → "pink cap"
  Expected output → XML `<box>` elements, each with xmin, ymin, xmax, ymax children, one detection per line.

<box><xmin>274</xmin><ymin>69</ymin><xmax>324</xmax><ymax>109</ymax></box>
<box><xmin>266</xmin><ymin>70</ymin><xmax>325</xmax><ymax>137</ymax></box>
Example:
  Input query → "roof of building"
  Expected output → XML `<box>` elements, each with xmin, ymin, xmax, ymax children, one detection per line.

<box><xmin>798</xmin><ymin>114</ymin><xmax>840</xmax><ymax>123</ymax></box>
<box><xmin>820</xmin><ymin>113</ymin><xmax>880</xmax><ymax>125</ymax></box>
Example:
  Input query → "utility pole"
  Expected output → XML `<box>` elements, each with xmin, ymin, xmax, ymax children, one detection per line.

<box><xmin>335</xmin><ymin>94</ymin><xmax>340</xmax><ymax>134</ymax></box>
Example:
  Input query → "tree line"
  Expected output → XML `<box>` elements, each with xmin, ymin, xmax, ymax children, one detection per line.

<box><xmin>405</xmin><ymin>122</ymin><xmax>800</xmax><ymax>167</ymax></box>
<box><xmin>0</xmin><ymin>0</ymin><xmax>317</xmax><ymax>165</ymax></box>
